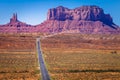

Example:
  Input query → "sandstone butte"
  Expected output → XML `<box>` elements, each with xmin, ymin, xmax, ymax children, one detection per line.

<box><xmin>0</xmin><ymin>5</ymin><xmax>120</xmax><ymax>34</ymax></box>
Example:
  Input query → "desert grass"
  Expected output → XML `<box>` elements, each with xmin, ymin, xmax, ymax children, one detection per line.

<box><xmin>42</xmin><ymin>50</ymin><xmax>120</xmax><ymax>80</ymax></box>
<box><xmin>0</xmin><ymin>36</ymin><xmax>40</xmax><ymax>80</ymax></box>
<box><xmin>41</xmin><ymin>33</ymin><xmax>120</xmax><ymax>80</ymax></box>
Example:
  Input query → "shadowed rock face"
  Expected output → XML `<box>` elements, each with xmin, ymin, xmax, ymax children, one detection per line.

<box><xmin>10</xmin><ymin>13</ymin><xmax>18</xmax><ymax>24</ymax></box>
<box><xmin>47</xmin><ymin>6</ymin><xmax>113</xmax><ymax>26</ymax></box>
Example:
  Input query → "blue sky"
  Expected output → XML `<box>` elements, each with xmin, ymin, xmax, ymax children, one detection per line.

<box><xmin>0</xmin><ymin>0</ymin><xmax>120</xmax><ymax>26</ymax></box>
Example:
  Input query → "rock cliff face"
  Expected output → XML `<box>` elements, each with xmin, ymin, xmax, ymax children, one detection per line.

<box><xmin>0</xmin><ymin>6</ymin><xmax>120</xmax><ymax>34</ymax></box>
<box><xmin>47</xmin><ymin>6</ymin><xmax>113</xmax><ymax>26</ymax></box>
<box><xmin>37</xmin><ymin>5</ymin><xmax>120</xmax><ymax>34</ymax></box>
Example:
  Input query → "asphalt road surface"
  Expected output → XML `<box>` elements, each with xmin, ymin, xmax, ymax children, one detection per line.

<box><xmin>36</xmin><ymin>38</ymin><xmax>51</xmax><ymax>80</ymax></box>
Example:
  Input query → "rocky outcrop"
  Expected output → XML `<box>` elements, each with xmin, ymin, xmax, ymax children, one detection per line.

<box><xmin>0</xmin><ymin>6</ymin><xmax>120</xmax><ymax>34</ymax></box>
<box><xmin>37</xmin><ymin>5</ymin><xmax>120</xmax><ymax>34</ymax></box>
<box><xmin>0</xmin><ymin>13</ymin><xmax>36</xmax><ymax>33</ymax></box>
<box><xmin>47</xmin><ymin>6</ymin><xmax>113</xmax><ymax>26</ymax></box>
<box><xmin>10</xmin><ymin>13</ymin><xmax>18</xmax><ymax>24</ymax></box>
<box><xmin>36</xmin><ymin>20</ymin><xmax>120</xmax><ymax>34</ymax></box>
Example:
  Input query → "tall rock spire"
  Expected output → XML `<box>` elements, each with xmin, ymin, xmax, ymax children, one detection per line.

<box><xmin>10</xmin><ymin>13</ymin><xmax>18</xmax><ymax>23</ymax></box>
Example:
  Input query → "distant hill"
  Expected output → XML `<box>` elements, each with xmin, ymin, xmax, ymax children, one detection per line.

<box><xmin>0</xmin><ymin>6</ymin><xmax>120</xmax><ymax>34</ymax></box>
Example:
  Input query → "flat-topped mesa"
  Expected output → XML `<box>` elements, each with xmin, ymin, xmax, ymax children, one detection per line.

<box><xmin>47</xmin><ymin>6</ymin><xmax>71</xmax><ymax>21</ymax></box>
<box><xmin>47</xmin><ymin>6</ymin><xmax>113</xmax><ymax>25</ymax></box>
<box><xmin>10</xmin><ymin>13</ymin><xmax>18</xmax><ymax>23</ymax></box>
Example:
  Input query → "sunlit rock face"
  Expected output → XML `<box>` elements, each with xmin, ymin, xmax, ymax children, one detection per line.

<box><xmin>37</xmin><ymin>5</ymin><xmax>120</xmax><ymax>34</ymax></box>
<box><xmin>0</xmin><ymin>6</ymin><xmax>120</xmax><ymax>34</ymax></box>
<box><xmin>47</xmin><ymin>6</ymin><xmax>113</xmax><ymax>26</ymax></box>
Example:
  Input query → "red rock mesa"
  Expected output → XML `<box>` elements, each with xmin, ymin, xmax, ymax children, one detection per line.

<box><xmin>0</xmin><ymin>6</ymin><xmax>120</xmax><ymax>34</ymax></box>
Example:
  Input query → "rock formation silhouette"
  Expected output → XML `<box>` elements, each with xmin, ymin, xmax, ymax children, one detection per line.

<box><xmin>10</xmin><ymin>13</ymin><xmax>18</xmax><ymax>23</ymax></box>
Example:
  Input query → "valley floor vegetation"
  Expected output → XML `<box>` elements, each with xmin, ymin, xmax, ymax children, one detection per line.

<box><xmin>0</xmin><ymin>33</ymin><xmax>120</xmax><ymax>80</ymax></box>
<box><xmin>41</xmin><ymin>33</ymin><xmax>120</xmax><ymax>80</ymax></box>
<box><xmin>0</xmin><ymin>34</ymin><xmax>40</xmax><ymax>80</ymax></box>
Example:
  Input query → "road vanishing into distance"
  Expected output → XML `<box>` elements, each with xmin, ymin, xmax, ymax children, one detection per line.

<box><xmin>36</xmin><ymin>38</ymin><xmax>51</xmax><ymax>80</ymax></box>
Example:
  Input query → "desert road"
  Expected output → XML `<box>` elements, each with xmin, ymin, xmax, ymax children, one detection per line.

<box><xmin>36</xmin><ymin>38</ymin><xmax>51</xmax><ymax>80</ymax></box>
